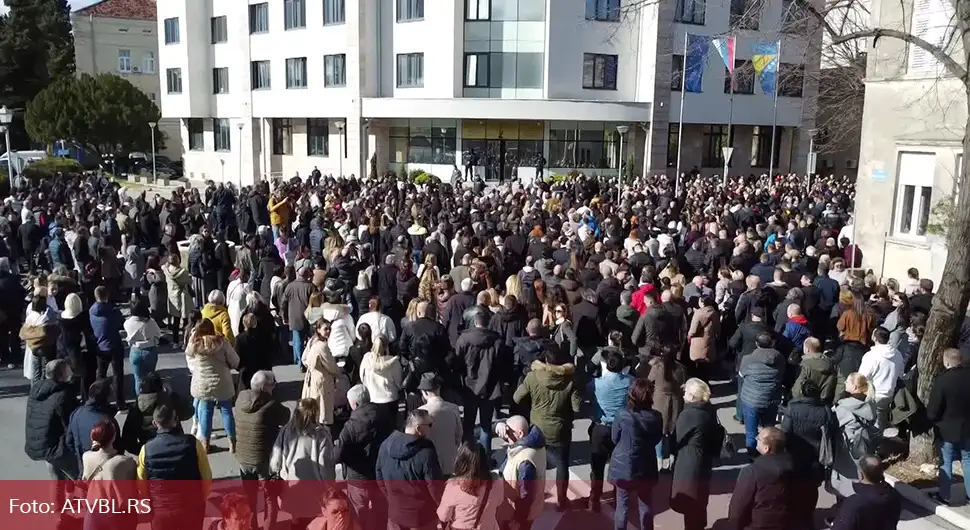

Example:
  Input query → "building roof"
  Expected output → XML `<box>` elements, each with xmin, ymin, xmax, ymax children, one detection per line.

<box><xmin>73</xmin><ymin>0</ymin><xmax>156</xmax><ymax>21</ymax></box>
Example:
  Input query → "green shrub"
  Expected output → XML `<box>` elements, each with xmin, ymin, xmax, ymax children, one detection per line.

<box><xmin>550</xmin><ymin>173</ymin><xmax>569</xmax><ymax>184</ymax></box>
<box><xmin>21</xmin><ymin>157</ymin><xmax>81</xmax><ymax>179</ymax></box>
<box><xmin>407</xmin><ymin>168</ymin><xmax>425</xmax><ymax>180</ymax></box>
<box><xmin>413</xmin><ymin>172</ymin><xmax>440</xmax><ymax>185</ymax></box>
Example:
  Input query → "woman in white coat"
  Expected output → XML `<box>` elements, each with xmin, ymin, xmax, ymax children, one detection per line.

<box><xmin>226</xmin><ymin>270</ymin><xmax>251</xmax><ymax>336</ymax></box>
<box><xmin>270</xmin><ymin>398</ymin><xmax>335</xmax><ymax>528</ymax></box>
<box><xmin>163</xmin><ymin>253</ymin><xmax>194</xmax><ymax>344</ymax></box>
<box><xmin>319</xmin><ymin>291</ymin><xmax>355</xmax><ymax>358</ymax></box>
<box><xmin>359</xmin><ymin>336</ymin><xmax>404</xmax><ymax>421</ymax></box>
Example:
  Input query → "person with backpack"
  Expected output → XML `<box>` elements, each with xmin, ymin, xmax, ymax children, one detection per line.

<box><xmin>830</xmin><ymin>373</ymin><xmax>879</xmax><ymax>500</ymax></box>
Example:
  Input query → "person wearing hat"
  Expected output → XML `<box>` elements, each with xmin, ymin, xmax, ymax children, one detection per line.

<box><xmin>416</xmin><ymin>373</ymin><xmax>462</xmax><ymax>476</ymax></box>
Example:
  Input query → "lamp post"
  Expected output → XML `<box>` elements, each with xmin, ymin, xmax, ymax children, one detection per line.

<box><xmin>616</xmin><ymin>125</ymin><xmax>629</xmax><ymax>201</ymax></box>
<box><xmin>0</xmin><ymin>106</ymin><xmax>15</xmax><ymax>188</ymax></box>
<box><xmin>237</xmin><ymin>122</ymin><xmax>244</xmax><ymax>189</ymax></box>
<box><xmin>335</xmin><ymin>120</ymin><xmax>346</xmax><ymax>177</ymax></box>
<box><xmin>149</xmin><ymin>121</ymin><xmax>157</xmax><ymax>182</ymax></box>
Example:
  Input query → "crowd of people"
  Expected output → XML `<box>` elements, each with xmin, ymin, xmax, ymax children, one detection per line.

<box><xmin>11</xmin><ymin>168</ymin><xmax>968</xmax><ymax>530</ymax></box>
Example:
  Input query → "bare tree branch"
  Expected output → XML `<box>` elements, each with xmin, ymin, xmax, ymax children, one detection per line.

<box><xmin>830</xmin><ymin>28</ymin><xmax>967</xmax><ymax>80</ymax></box>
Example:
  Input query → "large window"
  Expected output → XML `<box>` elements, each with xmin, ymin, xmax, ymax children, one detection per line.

<box><xmin>895</xmin><ymin>152</ymin><xmax>935</xmax><ymax>237</ymax></box>
<box><xmin>667</xmin><ymin>124</ymin><xmax>679</xmax><ymax>167</ymax></box>
<box><xmin>213</xmin><ymin>67</ymin><xmax>229</xmax><ymax>94</ymax></box>
<box><xmin>463</xmin><ymin>52</ymin><xmax>543</xmax><ymax>89</ymax></box>
<box><xmin>251</xmin><ymin>60</ymin><xmax>271</xmax><ymax>90</ymax></box>
<box><xmin>118</xmin><ymin>49</ymin><xmax>132</xmax><ymax>72</ymax></box>
<box><xmin>549</xmin><ymin>122</ymin><xmax>618</xmax><ymax>169</ymax></box>
<box><xmin>143</xmin><ymin>52</ymin><xmax>155</xmax><ymax>73</ymax></box>
<box><xmin>464</xmin><ymin>53</ymin><xmax>490</xmax><ymax>87</ymax></box>
<box><xmin>272</xmin><ymin>119</ymin><xmax>293</xmax><ymax>155</ymax></box>
<box><xmin>702</xmin><ymin>125</ymin><xmax>728</xmax><ymax>167</ymax></box>
<box><xmin>214</xmin><ymin>119</ymin><xmax>231</xmax><ymax>152</ymax></box>
<box><xmin>211</xmin><ymin>16</ymin><xmax>228</xmax><ymax>43</ymax></box>
<box><xmin>307</xmin><ymin>119</ymin><xmax>329</xmax><ymax>156</ymax></box>
<box><xmin>324</xmin><ymin>0</ymin><xmax>346</xmax><ymax>24</ymax></box>
<box><xmin>163</xmin><ymin>17</ymin><xmax>179</xmax><ymax>44</ymax></box>
<box><xmin>249</xmin><ymin>3</ymin><xmax>269</xmax><ymax>34</ymax></box>
<box><xmin>674</xmin><ymin>0</ymin><xmax>705</xmax><ymax>24</ymax></box>
<box><xmin>397</xmin><ymin>0</ymin><xmax>424</xmax><ymax>21</ymax></box>
<box><xmin>187</xmin><ymin>119</ymin><xmax>204</xmax><ymax>151</ymax></box>
<box><xmin>671</xmin><ymin>55</ymin><xmax>683</xmax><ymax>91</ymax></box>
<box><xmin>166</xmin><ymin>68</ymin><xmax>182</xmax><ymax>94</ymax></box>
<box><xmin>286</xmin><ymin>57</ymin><xmax>308</xmax><ymax>88</ymax></box>
<box><xmin>586</xmin><ymin>0</ymin><xmax>621</xmax><ymax>21</ymax></box>
<box><xmin>466</xmin><ymin>0</ymin><xmax>490</xmax><ymax>20</ymax></box>
<box><xmin>284</xmin><ymin>0</ymin><xmax>306</xmax><ymax>29</ymax></box>
<box><xmin>749</xmin><ymin>125</ymin><xmax>782</xmax><ymax>168</ymax></box>
<box><xmin>325</xmin><ymin>54</ymin><xmax>346</xmax><ymax>87</ymax></box>
<box><xmin>389</xmin><ymin>120</ymin><xmax>457</xmax><ymax>165</ymax></box>
<box><xmin>582</xmin><ymin>53</ymin><xmax>618</xmax><ymax>90</ymax></box>
<box><xmin>730</xmin><ymin>0</ymin><xmax>759</xmax><ymax>29</ymax></box>
<box><xmin>909</xmin><ymin>0</ymin><xmax>952</xmax><ymax>73</ymax></box>
<box><xmin>779</xmin><ymin>63</ymin><xmax>804</xmax><ymax>97</ymax></box>
<box><xmin>397</xmin><ymin>53</ymin><xmax>424</xmax><ymax>87</ymax></box>
<box><xmin>724</xmin><ymin>59</ymin><xmax>754</xmax><ymax>94</ymax></box>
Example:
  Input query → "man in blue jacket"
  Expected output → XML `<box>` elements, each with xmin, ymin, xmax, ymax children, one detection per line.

<box><xmin>89</xmin><ymin>285</ymin><xmax>125</xmax><ymax>408</ymax></box>
<box><xmin>376</xmin><ymin>409</ymin><xmax>443</xmax><ymax>530</ymax></box>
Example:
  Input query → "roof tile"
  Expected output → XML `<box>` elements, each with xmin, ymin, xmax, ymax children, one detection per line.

<box><xmin>74</xmin><ymin>0</ymin><xmax>156</xmax><ymax>21</ymax></box>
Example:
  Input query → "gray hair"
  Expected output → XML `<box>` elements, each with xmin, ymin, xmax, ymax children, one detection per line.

<box><xmin>684</xmin><ymin>378</ymin><xmax>712</xmax><ymax>403</ymax></box>
<box><xmin>45</xmin><ymin>359</ymin><xmax>70</xmax><ymax>381</ymax></box>
<box><xmin>245</xmin><ymin>292</ymin><xmax>264</xmax><ymax>306</ymax></box>
<box><xmin>251</xmin><ymin>370</ymin><xmax>276</xmax><ymax>393</ymax></box>
<box><xmin>347</xmin><ymin>384</ymin><xmax>370</xmax><ymax>407</ymax></box>
<box><xmin>208</xmin><ymin>290</ymin><xmax>226</xmax><ymax>305</ymax></box>
<box><xmin>188</xmin><ymin>234</ymin><xmax>204</xmax><ymax>253</ymax></box>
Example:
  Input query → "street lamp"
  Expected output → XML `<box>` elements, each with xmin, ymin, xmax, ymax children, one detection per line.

<box><xmin>616</xmin><ymin>125</ymin><xmax>629</xmax><ymax>201</ymax></box>
<box><xmin>148</xmin><ymin>121</ymin><xmax>157</xmax><ymax>182</ymax></box>
<box><xmin>335</xmin><ymin>120</ymin><xmax>346</xmax><ymax>177</ymax></box>
<box><xmin>0</xmin><ymin>106</ymin><xmax>15</xmax><ymax>188</ymax></box>
<box><xmin>237</xmin><ymin>122</ymin><xmax>244</xmax><ymax>189</ymax></box>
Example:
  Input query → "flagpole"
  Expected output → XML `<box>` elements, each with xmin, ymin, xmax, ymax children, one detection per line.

<box><xmin>768</xmin><ymin>39</ymin><xmax>781</xmax><ymax>178</ymax></box>
<box><xmin>724</xmin><ymin>36</ymin><xmax>735</xmax><ymax>189</ymax></box>
<box><xmin>675</xmin><ymin>32</ymin><xmax>688</xmax><ymax>198</ymax></box>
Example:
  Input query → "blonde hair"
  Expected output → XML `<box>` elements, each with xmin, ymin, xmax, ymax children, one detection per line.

<box><xmin>845</xmin><ymin>373</ymin><xmax>872</xmax><ymax>400</ymax></box>
<box><xmin>684</xmin><ymin>378</ymin><xmax>711</xmax><ymax>403</ymax></box>
<box><xmin>291</xmin><ymin>398</ymin><xmax>320</xmax><ymax>434</ymax></box>
<box><xmin>371</xmin><ymin>336</ymin><xmax>388</xmax><ymax>356</ymax></box>
<box><xmin>405</xmin><ymin>298</ymin><xmax>420</xmax><ymax>321</ymax></box>
<box><xmin>505</xmin><ymin>275</ymin><xmax>523</xmax><ymax>300</ymax></box>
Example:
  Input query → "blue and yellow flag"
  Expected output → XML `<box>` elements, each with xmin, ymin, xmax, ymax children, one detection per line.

<box><xmin>752</xmin><ymin>41</ymin><xmax>780</xmax><ymax>97</ymax></box>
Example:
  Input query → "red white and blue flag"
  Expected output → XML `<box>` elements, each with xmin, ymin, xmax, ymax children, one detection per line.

<box><xmin>712</xmin><ymin>37</ymin><xmax>736</xmax><ymax>72</ymax></box>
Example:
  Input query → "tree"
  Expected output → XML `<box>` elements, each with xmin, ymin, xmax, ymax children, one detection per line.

<box><xmin>26</xmin><ymin>73</ymin><xmax>161</xmax><ymax>155</ymax></box>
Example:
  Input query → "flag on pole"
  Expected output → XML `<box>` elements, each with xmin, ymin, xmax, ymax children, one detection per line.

<box><xmin>752</xmin><ymin>41</ymin><xmax>780</xmax><ymax>97</ymax></box>
<box><xmin>684</xmin><ymin>34</ymin><xmax>710</xmax><ymax>93</ymax></box>
<box><xmin>712</xmin><ymin>37</ymin><xmax>736</xmax><ymax>72</ymax></box>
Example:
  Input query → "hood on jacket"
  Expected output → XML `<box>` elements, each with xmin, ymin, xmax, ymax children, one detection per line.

<box><xmin>321</xmin><ymin>303</ymin><xmax>352</xmax><ymax>318</ymax></box>
<box><xmin>146</xmin><ymin>268</ymin><xmax>164</xmax><ymax>284</ymax></box>
<box><xmin>369</xmin><ymin>353</ymin><xmax>402</xmax><ymax>373</ymax></box>
<box><xmin>236</xmin><ymin>389</ymin><xmax>275</xmax><ymax>414</ymax></box>
<box><xmin>788</xmin><ymin>314</ymin><xmax>809</xmax><ymax>325</ymax></box>
<box><xmin>868</xmin><ymin>343</ymin><xmax>900</xmax><ymax>360</ymax></box>
<box><xmin>837</xmin><ymin>395</ymin><xmax>876</xmax><ymax>421</ymax></box>
<box><xmin>30</xmin><ymin>379</ymin><xmax>69</xmax><ymax>401</ymax></box>
<box><xmin>529</xmin><ymin>360</ymin><xmax>575</xmax><ymax>390</ymax></box>
<box><xmin>384</xmin><ymin>430</ymin><xmax>435</xmax><ymax>461</ymax></box>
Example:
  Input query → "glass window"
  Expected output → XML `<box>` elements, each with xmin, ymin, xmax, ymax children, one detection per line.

<box><xmin>466</xmin><ymin>0</ymin><xmax>490</xmax><ymax>19</ymax></box>
<box><xmin>143</xmin><ymin>52</ymin><xmax>155</xmax><ymax>74</ymax></box>
<box><xmin>667</xmin><ymin>124</ymin><xmax>679</xmax><ymax>167</ymax></box>
<box><xmin>272</xmin><ymin>119</ymin><xmax>293</xmax><ymax>155</ymax></box>
<box><xmin>249</xmin><ymin>3</ymin><xmax>269</xmax><ymax>34</ymax></box>
<box><xmin>163</xmin><ymin>17</ymin><xmax>179</xmax><ymax>44</ymax></box>
<box><xmin>284</xmin><ymin>0</ymin><xmax>306</xmax><ymax>29</ymax></box>
<box><xmin>779</xmin><ymin>63</ymin><xmax>804</xmax><ymax>97</ymax></box>
<box><xmin>465</xmin><ymin>53</ymin><xmax>489</xmax><ymax>87</ymax></box>
<box><xmin>518</xmin><ymin>0</ymin><xmax>546</xmax><ymax>20</ymax></box>
<box><xmin>324</xmin><ymin>0</ymin><xmax>346</xmax><ymax>24</ymax></box>
<box><xmin>187</xmin><ymin>119</ymin><xmax>204</xmax><ymax>151</ymax></box>
<box><xmin>549</xmin><ymin>122</ymin><xmax>615</xmax><ymax>169</ymax></box>
<box><xmin>388</xmin><ymin>121</ymin><xmax>457</xmax><ymax>165</ymax></box>
<box><xmin>286</xmin><ymin>57</ymin><xmax>308</xmax><ymax>88</ymax></box>
<box><xmin>724</xmin><ymin>59</ymin><xmax>754</xmax><ymax>94</ymax></box>
<box><xmin>214</xmin><ymin>118</ymin><xmax>231</xmax><ymax>152</ymax></box>
<box><xmin>211</xmin><ymin>16</ymin><xmax>228</xmax><ymax>43</ymax></box>
<box><xmin>118</xmin><ymin>49</ymin><xmax>132</xmax><ymax>72</ymax></box>
<box><xmin>325</xmin><ymin>54</ymin><xmax>347</xmax><ymax>87</ymax></box>
<box><xmin>251</xmin><ymin>60</ymin><xmax>271</xmax><ymax>90</ymax></box>
<box><xmin>897</xmin><ymin>185</ymin><xmax>932</xmax><ymax>236</ymax></box>
<box><xmin>730</xmin><ymin>0</ymin><xmax>759</xmax><ymax>29</ymax></box>
<box><xmin>515</xmin><ymin>52</ymin><xmax>543</xmax><ymax>88</ymax></box>
<box><xmin>397</xmin><ymin>53</ymin><xmax>424</xmax><ymax>87</ymax></box>
<box><xmin>213</xmin><ymin>67</ymin><xmax>229</xmax><ymax>94</ymax></box>
<box><xmin>397</xmin><ymin>0</ymin><xmax>424</xmax><ymax>21</ymax></box>
<box><xmin>702</xmin><ymin>125</ymin><xmax>728</xmax><ymax>167</ymax></box>
<box><xmin>582</xmin><ymin>53</ymin><xmax>618</xmax><ymax>90</ymax></box>
<box><xmin>671</xmin><ymin>55</ymin><xmax>683</xmax><ymax>91</ymax></box>
<box><xmin>492</xmin><ymin>0</ymin><xmax>517</xmax><ymax>20</ymax></box>
<box><xmin>307</xmin><ymin>119</ymin><xmax>329</xmax><ymax>156</ymax></box>
<box><xmin>674</xmin><ymin>0</ymin><xmax>705</xmax><ymax>24</ymax></box>
<box><xmin>585</xmin><ymin>0</ymin><xmax>620</xmax><ymax>21</ymax></box>
<box><xmin>166</xmin><ymin>68</ymin><xmax>182</xmax><ymax>94</ymax></box>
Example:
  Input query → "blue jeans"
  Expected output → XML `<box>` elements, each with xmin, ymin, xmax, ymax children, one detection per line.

<box><xmin>939</xmin><ymin>441</ymin><xmax>970</xmax><ymax>503</ymax></box>
<box><xmin>195</xmin><ymin>399</ymin><xmax>236</xmax><ymax>442</ymax></box>
<box><xmin>615</xmin><ymin>482</ymin><xmax>653</xmax><ymax>530</ymax></box>
<box><xmin>291</xmin><ymin>329</ymin><xmax>304</xmax><ymax>365</ymax></box>
<box><xmin>129</xmin><ymin>347</ymin><xmax>158</xmax><ymax>395</ymax></box>
<box><xmin>741</xmin><ymin>401</ymin><xmax>777</xmax><ymax>452</ymax></box>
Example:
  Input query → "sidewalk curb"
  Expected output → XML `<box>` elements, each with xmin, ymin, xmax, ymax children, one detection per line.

<box><xmin>885</xmin><ymin>473</ymin><xmax>970</xmax><ymax>528</ymax></box>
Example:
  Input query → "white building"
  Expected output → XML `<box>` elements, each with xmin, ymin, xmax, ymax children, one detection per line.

<box><xmin>157</xmin><ymin>0</ymin><xmax>819</xmax><ymax>186</ymax></box>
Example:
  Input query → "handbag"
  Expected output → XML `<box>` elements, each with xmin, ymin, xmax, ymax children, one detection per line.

<box><xmin>713</xmin><ymin>414</ymin><xmax>735</xmax><ymax>464</ymax></box>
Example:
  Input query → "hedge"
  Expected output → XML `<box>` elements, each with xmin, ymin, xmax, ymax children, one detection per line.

<box><xmin>21</xmin><ymin>157</ymin><xmax>81</xmax><ymax>179</ymax></box>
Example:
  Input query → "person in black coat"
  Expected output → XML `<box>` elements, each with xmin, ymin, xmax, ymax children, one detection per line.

<box><xmin>728</xmin><ymin>427</ymin><xmax>796</xmax><ymax>530</ymax></box>
<box><xmin>336</xmin><ymin>384</ymin><xmax>394</xmax><ymax>530</ymax></box>
<box><xmin>926</xmin><ymin>348</ymin><xmax>970</xmax><ymax>504</ymax></box>
<box><xmin>830</xmin><ymin>455</ymin><xmax>902</xmax><ymax>530</ymax></box>
<box><xmin>488</xmin><ymin>295</ymin><xmax>527</xmax><ymax>349</ymax></box>
<box><xmin>456</xmin><ymin>312</ymin><xmax>507</xmax><ymax>448</ymax></box>
<box><xmin>443</xmin><ymin>279</ymin><xmax>476</xmax><ymax>345</ymax></box>
<box><xmin>780</xmin><ymin>380</ymin><xmax>837</xmax><ymax>529</ymax></box>
<box><xmin>571</xmin><ymin>289</ymin><xmax>604</xmax><ymax>361</ymax></box>
<box><xmin>670</xmin><ymin>378</ymin><xmax>723</xmax><ymax>530</ymax></box>
<box><xmin>400</xmin><ymin>302</ymin><xmax>451</xmax><ymax>395</ymax></box>
<box><xmin>376</xmin><ymin>409</ymin><xmax>443</xmax><ymax>530</ymax></box>
<box><xmin>25</xmin><ymin>359</ymin><xmax>80</xmax><ymax>484</ymax></box>
<box><xmin>832</xmin><ymin>340</ymin><xmax>868</xmax><ymax>399</ymax></box>
<box><xmin>0</xmin><ymin>258</ymin><xmax>26</xmax><ymax>366</ymax></box>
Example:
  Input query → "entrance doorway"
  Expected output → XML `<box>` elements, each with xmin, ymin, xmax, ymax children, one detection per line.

<box><xmin>461</xmin><ymin>120</ymin><xmax>544</xmax><ymax>182</ymax></box>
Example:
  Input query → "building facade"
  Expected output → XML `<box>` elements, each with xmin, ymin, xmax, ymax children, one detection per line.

<box><xmin>73</xmin><ymin>0</ymin><xmax>183</xmax><ymax>157</ymax></box>
<box><xmin>157</xmin><ymin>0</ymin><xmax>819</xmax><ymax>186</ymax></box>
<box><xmin>854</xmin><ymin>0</ymin><xmax>960</xmax><ymax>284</ymax></box>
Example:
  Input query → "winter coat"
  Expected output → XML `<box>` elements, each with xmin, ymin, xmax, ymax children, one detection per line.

<box><xmin>642</xmin><ymin>356</ymin><xmax>686</xmax><ymax>435</ymax></box>
<box><xmin>145</xmin><ymin>268</ymin><xmax>168</xmax><ymax>318</ymax></box>
<box><xmin>201</xmin><ymin>303</ymin><xmax>235</xmax><ymax>346</ymax></box>
<box><xmin>456</xmin><ymin>327</ymin><xmax>507</xmax><ymax>401</ymax></box>
<box><xmin>782</xmin><ymin>315</ymin><xmax>811</xmax><ymax>353</ymax></box>
<box><xmin>609</xmin><ymin>407</ymin><xmax>664</xmax><ymax>482</ymax></box>
<box><xmin>792</xmin><ymin>354</ymin><xmax>837</xmax><ymax>405</ymax></box>
<box><xmin>320</xmin><ymin>303</ymin><xmax>355</xmax><ymax>358</ymax></box>
<box><xmin>335</xmin><ymin>402</ymin><xmax>394</xmax><ymax>480</ymax></box>
<box><xmin>512</xmin><ymin>335</ymin><xmax>556</xmax><ymax>383</ymax></box>
<box><xmin>837</xmin><ymin>309</ymin><xmax>876</xmax><ymax>345</ymax></box>
<box><xmin>68</xmin><ymin>402</ymin><xmax>122</xmax><ymax>473</ymax></box>
<box><xmin>25</xmin><ymin>379</ymin><xmax>79</xmax><ymax>463</ymax></box>
<box><xmin>376</xmin><ymin>430</ymin><xmax>444</xmax><ymax>528</ymax></box>
<box><xmin>780</xmin><ymin>396</ymin><xmax>837</xmax><ymax>483</ymax></box>
<box><xmin>670</xmin><ymin>402</ymin><xmax>722</xmax><ymax>512</ymax></box>
<box><xmin>513</xmin><ymin>361</ymin><xmax>581</xmax><ymax>445</ymax></box>
<box><xmin>89</xmin><ymin>301</ymin><xmax>124</xmax><ymax>354</ymax></box>
<box><xmin>399</xmin><ymin>317</ymin><xmax>450</xmax><ymax>384</ymax></box>
<box><xmin>832</xmin><ymin>341</ymin><xmax>867</xmax><ymax>398</ymax></box>
<box><xmin>830</xmin><ymin>396</ymin><xmax>878</xmax><ymax>498</ymax></box>
<box><xmin>302</xmin><ymin>337</ymin><xmax>340</xmax><ymax>423</ymax></box>
<box><xmin>739</xmin><ymin>347</ymin><xmax>785</xmax><ymax>409</ymax></box>
<box><xmin>418</xmin><ymin>396</ymin><xmax>463</xmax><ymax>475</ymax></box>
<box><xmin>121</xmin><ymin>390</ymin><xmax>192</xmax><ymax>454</ymax></box>
<box><xmin>443</xmin><ymin>292</ymin><xmax>476</xmax><ymax>344</ymax></box>
<box><xmin>830</xmin><ymin>482</ymin><xmax>902</xmax><ymax>530</ymax></box>
<box><xmin>186</xmin><ymin>336</ymin><xmax>240</xmax><ymax>401</ymax></box>
<box><xmin>281</xmin><ymin>279</ymin><xmax>315</xmax><ymax>333</ymax></box>
<box><xmin>727</xmin><ymin>452</ymin><xmax>796</xmax><ymax>530</ymax></box>
<box><xmin>270</xmin><ymin>423</ymin><xmax>335</xmax><ymax>519</ymax></box>
<box><xmin>163</xmin><ymin>263</ymin><xmax>193</xmax><ymax>319</ymax></box>
<box><xmin>234</xmin><ymin>389</ymin><xmax>290</xmax><ymax>468</ymax></box>
<box><xmin>360</xmin><ymin>352</ymin><xmax>405</xmax><ymax>404</ymax></box>
<box><xmin>489</xmin><ymin>306</ymin><xmax>527</xmax><ymax>348</ymax></box>
<box><xmin>57</xmin><ymin>313</ymin><xmax>95</xmax><ymax>375</ymax></box>
<box><xmin>688</xmin><ymin>305</ymin><xmax>720</xmax><ymax>362</ymax></box>
<box><xmin>571</xmin><ymin>299</ymin><xmax>603</xmax><ymax>351</ymax></box>
<box><xmin>926</xmin><ymin>365</ymin><xmax>970</xmax><ymax>443</ymax></box>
